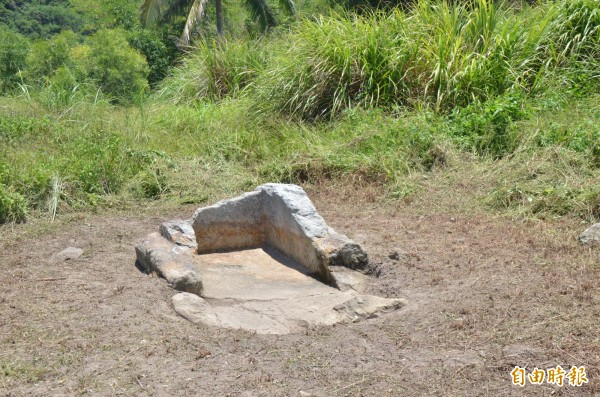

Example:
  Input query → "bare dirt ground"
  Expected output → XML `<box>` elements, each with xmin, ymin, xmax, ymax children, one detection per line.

<box><xmin>1</xmin><ymin>178</ymin><xmax>598</xmax><ymax>396</ymax></box>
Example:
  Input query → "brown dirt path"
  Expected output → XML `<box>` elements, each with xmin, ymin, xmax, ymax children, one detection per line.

<box><xmin>0</xmin><ymin>183</ymin><xmax>598</xmax><ymax>396</ymax></box>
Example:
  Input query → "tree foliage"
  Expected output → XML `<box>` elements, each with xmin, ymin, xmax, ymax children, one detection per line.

<box><xmin>0</xmin><ymin>0</ymin><xmax>85</xmax><ymax>39</ymax></box>
<box><xmin>0</xmin><ymin>25</ymin><xmax>29</xmax><ymax>91</ymax></box>
<box><xmin>84</xmin><ymin>29</ymin><xmax>150</xmax><ymax>103</ymax></box>
<box><xmin>141</xmin><ymin>0</ymin><xmax>296</xmax><ymax>44</ymax></box>
<box><xmin>26</xmin><ymin>30</ymin><xmax>79</xmax><ymax>82</ymax></box>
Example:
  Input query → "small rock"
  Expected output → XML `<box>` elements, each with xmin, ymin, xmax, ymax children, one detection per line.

<box><xmin>135</xmin><ymin>233</ymin><xmax>203</xmax><ymax>295</ymax></box>
<box><xmin>159</xmin><ymin>220</ymin><xmax>197</xmax><ymax>249</ymax></box>
<box><xmin>388</xmin><ymin>249</ymin><xmax>409</xmax><ymax>261</ymax></box>
<box><xmin>299</xmin><ymin>391</ymin><xmax>313</xmax><ymax>397</ymax></box>
<box><xmin>579</xmin><ymin>223</ymin><xmax>600</xmax><ymax>246</ymax></box>
<box><xmin>334</xmin><ymin>295</ymin><xmax>405</xmax><ymax>322</ymax></box>
<box><xmin>55</xmin><ymin>247</ymin><xmax>83</xmax><ymax>261</ymax></box>
<box><xmin>330</xmin><ymin>266</ymin><xmax>369</xmax><ymax>292</ymax></box>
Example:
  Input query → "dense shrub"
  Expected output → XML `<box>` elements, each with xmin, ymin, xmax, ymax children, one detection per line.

<box><xmin>26</xmin><ymin>30</ymin><xmax>79</xmax><ymax>82</ymax></box>
<box><xmin>0</xmin><ymin>183</ymin><xmax>27</xmax><ymax>223</ymax></box>
<box><xmin>2</xmin><ymin>26</ymin><xmax>152</xmax><ymax>105</ymax></box>
<box><xmin>85</xmin><ymin>29</ymin><xmax>150</xmax><ymax>104</ymax></box>
<box><xmin>0</xmin><ymin>159</ymin><xmax>26</xmax><ymax>223</ymax></box>
<box><xmin>0</xmin><ymin>26</ymin><xmax>29</xmax><ymax>91</ymax></box>
<box><xmin>449</xmin><ymin>90</ymin><xmax>527</xmax><ymax>157</ymax></box>
<box><xmin>128</xmin><ymin>29</ymin><xmax>173</xmax><ymax>85</ymax></box>
<box><xmin>0</xmin><ymin>0</ymin><xmax>84</xmax><ymax>39</ymax></box>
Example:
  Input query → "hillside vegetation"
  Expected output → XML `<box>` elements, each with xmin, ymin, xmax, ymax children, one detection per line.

<box><xmin>0</xmin><ymin>0</ymin><xmax>599</xmax><ymax>223</ymax></box>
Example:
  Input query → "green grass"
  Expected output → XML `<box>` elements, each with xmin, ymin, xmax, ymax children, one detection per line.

<box><xmin>0</xmin><ymin>0</ymin><xmax>599</xmax><ymax>224</ymax></box>
<box><xmin>0</xmin><ymin>98</ymin><xmax>173</xmax><ymax>216</ymax></box>
<box><xmin>486</xmin><ymin>93</ymin><xmax>600</xmax><ymax>219</ymax></box>
<box><xmin>157</xmin><ymin>39</ymin><xmax>268</xmax><ymax>104</ymax></box>
<box><xmin>4</xmin><ymin>89</ymin><xmax>598</xmax><ymax>223</ymax></box>
<box><xmin>0</xmin><ymin>359</ymin><xmax>49</xmax><ymax>384</ymax></box>
<box><xmin>252</xmin><ymin>0</ymin><xmax>599</xmax><ymax>119</ymax></box>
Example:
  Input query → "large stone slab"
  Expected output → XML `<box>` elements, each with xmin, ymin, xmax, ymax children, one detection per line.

<box><xmin>192</xmin><ymin>184</ymin><xmax>368</xmax><ymax>283</ymax></box>
<box><xmin>194</xmin><ymin>247</ymin><xmax>335</xmax><ymax>301</ymax></box>
<box><xmin>135</xmin><ymin>184</ymin><xmax>403</xmax><ymax>334</ymax></box>
<box><xmin>172</xmin><ymin>291</ymin><xmax>403</xmax><ymax>335</ymax></box>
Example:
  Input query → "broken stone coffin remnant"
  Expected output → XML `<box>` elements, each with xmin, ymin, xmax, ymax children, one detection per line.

<box><xmin>135</xmin><ymin>183</ymin><xmax>403</xmax><ymax>334</ymax></box>
<box><xmin>580</xmin><ymin>223</ymin><xmax>600</xmax><ymax>247</ymax></box>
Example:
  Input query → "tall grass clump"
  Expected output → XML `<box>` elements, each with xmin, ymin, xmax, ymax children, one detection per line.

<box><xmin>544</xmin><ymin>0</ymin><xmax>600</xmax><ymax>92</ymax></box>
<box><xmin>253</xmin><ymin>0</ymin><xmax>599</xmax><ymax>120</ymax></box>
<box><xmin>158</xmin><ymin>39</ymin><xmax>267</xmax><ymax>104</ymax></box>
<box><xmin>254</xmin><ymin>12</ymin><xmax>418</xmax><ymax>119</ymax></box>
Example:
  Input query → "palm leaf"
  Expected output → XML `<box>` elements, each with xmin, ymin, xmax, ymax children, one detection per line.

<box><xmin>245</xmin><ymin>0</ymin><xmax>277</xmax><ymax>32</ymax></box>
<box><xmin>277</xmin><ymin>0</ymin><xmax>295</xmax><ymax>16</ymax></box>
<box><xmin>141</xmin><ymin>0</ymin><xmax>195</xmax><ymax>26</ymax></box>
<box><xmin>181</xmin><ymin>0</ymin><xmax>211</xmax><ymax>45</ymax></box>
<box><xmin>140</xmin><ymin>0</ymin><xmax>169</xmax><ymax>25</ymax></box>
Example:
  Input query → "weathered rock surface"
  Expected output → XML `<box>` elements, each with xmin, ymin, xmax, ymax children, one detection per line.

<box><xmin>172</xmin><ymin>289</ymin><xmax>404</xmax><ymax>334</ymax></box>
<box><xmin>329</xmin><ymin>266</ymin><xmax>369</xmax><ymax>292</ymax></box>
<box><xmin>53</xmin><ymin>247</ymin><xmax>83</xmax><ymax>261</ymax></box>
<box><xmin>135</xmin><ymin>232</ymin><xmax>202</xmax><ymax>295</ymax></box>
<box><xmin>192</xmin><ymin>183</ymin><xmax>368</xmax><ymax>283</ymax></box>
<box><xmin>159</xmin><ymin>219</ymin><xmax>197</xmax><ymax>249</ymax></box>
<box><xmin>579</xmin><ymin>223</ymin><xmax>600</xmax><ymax>246</ymax></box>
<box><xmin>135</xmin><ymin>183</ymin><xmax>404</xmax><ymax>334</ymax></box>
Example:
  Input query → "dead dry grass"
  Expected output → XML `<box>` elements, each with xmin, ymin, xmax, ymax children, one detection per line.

<box><xmin>0</xmin><ymin>174</ymin><xmax>598</xmax><ymax>396</ymax></box>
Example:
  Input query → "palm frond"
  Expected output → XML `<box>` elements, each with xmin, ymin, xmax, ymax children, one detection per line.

<box><xmin>245</xmin><ymin>0</ymin><xmax>277</xmax><ymax>32</ymax></box>
<box><xmin>140</xmin><ymin>0</ymin><xmax>168</xmax><ymax>25</ymax></box>
<box><xmin>141</xmin><ymin>0</ymin><xmax>194</xmax><ymax>26</ymax></box>
<box><xmin>277</xmin><ymin>0</ymin><xmax>295</xmax><ymax>16</ymax></box>
<box><xmin>181</xmin><ymin>0</ymin><xmax>210</xmax><ymax>45</ymax></box>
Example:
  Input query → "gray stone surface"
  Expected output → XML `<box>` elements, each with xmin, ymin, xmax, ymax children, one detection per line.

<box><xmin>135</xmin><ymin>233</ymin><xmax>202</xmax><ymax>295</ymax></box>
<box><xmin>315</xmin><ymin>229</ymin><xmax>368</xmax><ymax>270</ymax></box>
<box><xmin>334</xmin><ymin>295</ymin><xmax>404</xmax><ymax>322</ymax></box>
<box><xmin>136</xmin><ymin>183</ymin><xmax>403</xmax><ymax>334</ymax></box>
<box><xmin>172</xmin><ymin>289</ymin><xmax>404</xmax><ymax>335</ymax></box>
<box><xmin>195</xmin><ymin>247</ymin><xmax>336</xmax><ymax>301</ymax></box>
<box><xmin>159</xmin><ymin>219</ymin><xmax>197</xmax><ymax>249</ymax></box>
<box><xmin>54</xmin><ymin>247</ymin><xmax>83</xmax><ymax>261</ymax></box>
<box><xmin>579</xmin><ymin>223</ymin><xmax>600</xmax><ymax>246</ymax></box>
<box><xmin>192</xmin><ymin>183</ymin><xmax>368</xmax><ymax>283</ymax></box>
<box><xmin>165</xmin><ymin>247</ymin><xmax>403</xmax><ymax>334</ymax></box>
<box><xmin>329</xmin><ymin>266</ymin><xmax>369</xmax><ymax>292</ymax></box>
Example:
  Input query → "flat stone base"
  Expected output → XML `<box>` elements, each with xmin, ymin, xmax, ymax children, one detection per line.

<box><xmin>136</xmin><ymin>228</ymin><xmax>404</xmax><ymax>334</ymax></box>
<box><xmin>168</xmin><ymin>248</ymin><xmax>403</xmax><ymax>334</ymax></box>
<box><xmin>195</xmin><ymin>247</ymin><xmax>336</xmax><ymax>300</ymax></box>
<box><xmin>173</xmin><ymin>290</ymin><xmax>403</xmax><ymax>335</ymax></box>
<box><xmin>135</xmin><ymin>185</ymin><xmax>405</xmax><ymax>334</ymax></box>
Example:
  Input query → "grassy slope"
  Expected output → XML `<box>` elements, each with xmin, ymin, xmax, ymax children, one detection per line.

<box><xmin>1</xmin><ymin>89</ymin><xmax>598</xmax><ymax>222</ymax></box>
<box><xmin>0</xmin><ymin>0</ymin><xmax>599</xmax><ymax>223</ymax></box>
